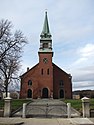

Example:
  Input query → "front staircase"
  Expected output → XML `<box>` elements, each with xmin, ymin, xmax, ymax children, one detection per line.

<box><xmin>12</xmin><ymin>99</ymin><xmax>80</xmax><ymax>118</ymax></box>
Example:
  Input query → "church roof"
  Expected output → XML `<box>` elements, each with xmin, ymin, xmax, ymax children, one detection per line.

<box><xmin>52</xmin><ymin>63</ymin><xmax>70</xmax><ymax>76</ymax></box>
<box><xmin>20</xmin><ymin>63</ymin><xmax>39</xmax><ymax>78</ymax></box>
<box><xmin>40</xmin><ymin>11</ymin><xmax>51</xmax><ymax>39</ymax></box>
<box><xmin>20</xmin><ymin>63</ymin><xmax>70</xmax><ymax>78</ymax></box>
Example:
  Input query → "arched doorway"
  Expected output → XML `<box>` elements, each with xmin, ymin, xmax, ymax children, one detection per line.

<box><xmin>42</xmin><ymin>88</ymin><xmax>48</xmax><ymax>98</ymax></box>
<box><xmin>27</xmin><ymin>89</ymin><xmax>32</xmax><ymax>98</ymax></box>
<box><xmin>59</xmin><ymin>89</ymin><xmax>64</xmax><ymax>98</ymax></box>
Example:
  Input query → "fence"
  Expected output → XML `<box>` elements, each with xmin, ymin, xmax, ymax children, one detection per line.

<box><xmin>23</xmin><ymin>103</ymin><xmax>68</xmax><ymax>118</ymax></box>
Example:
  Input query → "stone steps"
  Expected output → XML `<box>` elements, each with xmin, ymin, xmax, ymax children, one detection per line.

<box><xmin>13</xmin><ymin>99</ymin><xmax>80</xmax><ymax>118</ymax></box>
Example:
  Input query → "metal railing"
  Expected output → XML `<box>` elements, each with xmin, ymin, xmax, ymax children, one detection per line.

<box><xmin>25</xmin><ymin>103</ymin><xmax>67</xmax><ymax>118</ymax></box>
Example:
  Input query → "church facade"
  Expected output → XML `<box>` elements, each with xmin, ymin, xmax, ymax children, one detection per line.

<box><xmin>20</xmin><ymin>12</ymin><xmax>72</xmax><ymax>99</ymax></box>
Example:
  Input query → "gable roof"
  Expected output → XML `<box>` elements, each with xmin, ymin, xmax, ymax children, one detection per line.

<box><xmin>52</xmin><ymin>63</ymin><xmax>71</xmax><ymax>76</ymax></box>
<box><xmin>20</xmin><ymin>63</ymin><xmax>39</xmax><ymax>78</ymax></box>
<box><xmin>20</xmin><ymin>62</ymin><xmax>71</xmax><ymax>78</ymax></box>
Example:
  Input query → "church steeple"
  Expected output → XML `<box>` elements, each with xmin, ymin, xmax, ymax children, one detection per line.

<box><xmin>40</xmin><ymin>11</ymin><xmax>51</xmax><ymax>39</ymax></box>
<box><xmin>39</xmin><ymin>11</ymin><xmax>52</xmax><ymax>53</ymax></box>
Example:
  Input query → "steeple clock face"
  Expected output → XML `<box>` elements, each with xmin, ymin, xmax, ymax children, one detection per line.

<box><xmin>43</xmin><ymin>58</ymin><xmax>48</xmax><ymax>63</ymax></box>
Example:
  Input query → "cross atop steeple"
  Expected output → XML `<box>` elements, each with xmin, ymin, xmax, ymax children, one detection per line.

<box><xmin>40</xmin><ymin>11</ymin><xmax>52</xmax><ymax>39</ymax></box>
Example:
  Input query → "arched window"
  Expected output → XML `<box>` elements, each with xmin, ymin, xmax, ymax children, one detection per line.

<box><xmin>41</xmin><ymin>69</ymin><xmax>43</xmax><ymax>75</ymax></box>
<box><xmin>28</xmin><ymin>80</ymin><xmax>32</xmax><ymax>86</ymax></box>
<box><xmin>47</xmin><ymin>69</ymin><xmax>49</xmax><ymax>75</ymax></box>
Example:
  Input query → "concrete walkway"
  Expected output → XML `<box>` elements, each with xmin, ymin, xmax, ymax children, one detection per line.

<box><xmin>0</xmin><ymin>118</ymin><xmax>94</xmax><ymax>125</ymax></box>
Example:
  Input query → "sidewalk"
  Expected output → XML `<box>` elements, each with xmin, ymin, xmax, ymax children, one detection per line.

<box><xmin>0</xmin><ymin>117</ymin><xmax>94</xmax><ymax>125</ymax></box>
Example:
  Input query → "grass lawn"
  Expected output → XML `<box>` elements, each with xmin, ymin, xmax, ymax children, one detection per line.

<box><xmin>0</xmin><ymin>99</ymin><xmax>32</xmax><ymax>112</ymax></box>
<box><xmin>63</xmin><ymin>98</ymin><xmax>94</xmax><ymax>112</ymax></box>
<box><xmin>63</xmin><ymin>99</ymin><xmax>82</xmax><ymax>112</ymax></box>
<box><xmin>0</xmin><ymin>100</ymin><xmax>4</xmax><ymax>109</ymax></box>
<box><xmin>90</xmin><ymin>99</ymin><xmax>94</xmax><ymax>109</ymax></box>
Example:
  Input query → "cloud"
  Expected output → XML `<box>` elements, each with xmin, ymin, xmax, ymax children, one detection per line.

<box><xmin>79</xmin><ymin>43</ymin><xmax>94</xmax><ymax>57</ymax></box>
<box><xmin>69</xmin><ymin>43</ymin><xmax>94</xmax><ymax>90</ymax></box>
<box><xmin>73</xmin><ymin>81</ymin><xmax>94</xmax><ymax>91</ymax></box>
<box><xmin>73</xmin><ymin>70</ymin><xmax>94</xmax><ymax>82</ymax></box>
<box><xmin>51</xmin><ymin>0</ymin><xmax>94</xmax><ymax>44</ymax></box>
<box><xmin>71</xmin><ymin>65</ymin><xmax>94</xmax><ymax>90</ymax></box>
<box><xmin>0</xmin><ymin>0</ymin><xmax>94</xmax><ymax>91</ymax></box>
<box><xmin>71</xmin><ymin>65</ymin><xmax>94</xmax><ymax>91</ymax></box>
<box><xmin>71</xmin><ymin>43</ymin><xmax>94</xmax><ymax>67</ymax></box>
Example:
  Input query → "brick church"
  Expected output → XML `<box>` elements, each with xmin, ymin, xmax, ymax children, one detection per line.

<box><xmin>20</xmin><ymin>12</ymin><xmax>72</xmax><ymax>99</ymax></box>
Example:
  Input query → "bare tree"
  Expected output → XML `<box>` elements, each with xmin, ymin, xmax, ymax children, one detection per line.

<box><xmin>0</xmin><ymin>19</ymin><xmax>27</xmax><ymax>97</ymax></box>
<box><xmin>0</xmin><ymin>19</ymin><xmax>26</xmax><ymax>63</ymax></box>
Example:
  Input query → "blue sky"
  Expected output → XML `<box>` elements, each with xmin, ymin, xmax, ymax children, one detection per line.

<box><xmin>0</xmin><ymin>0</ymin><xmax>94</xmax><ymax>91</ymax></box>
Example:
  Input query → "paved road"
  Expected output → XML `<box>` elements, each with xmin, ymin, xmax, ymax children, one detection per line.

<box><xmin>0</xmin><ymin>117</ymin><xmax>94</xmax><ymax>125</ymax></box>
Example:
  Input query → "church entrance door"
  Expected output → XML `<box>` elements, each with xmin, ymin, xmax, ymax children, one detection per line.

<box><xmin>60</xmin><ymin>89</ymin><xmax>64</xmax><ymax>98</ymax></box>
<box><xmin>27</xmin><ymin>89</ymin><xmax>32</xmax><ymax>98</ymax></box>
<box><xmin>42</xmin><ymin>88</ymin><xmax>48</xmax><ymax>98</ymax></box>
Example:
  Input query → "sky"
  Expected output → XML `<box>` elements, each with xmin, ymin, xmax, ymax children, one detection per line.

<box><xmin>0</xmin><ymin>0</ymin><xmax>94</xmax><ymax>91</ymax></box>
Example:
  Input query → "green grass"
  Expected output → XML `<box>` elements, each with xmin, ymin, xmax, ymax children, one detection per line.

<box><xmin>63</xmin><ymin>99</ymin><xmax>82</xmax><ymax>112</ymax></box>
<box><xmin>11</xmin><ymin>99</ymin><xmax>32</xmax><ymax>112</ymax></box>
<box><xmin>63</xmin><ymin>98</ymin><xmax>94</xmax><ymax>112</ymax></box>
<box><xmin>0</xmin><ymin>100</ymin><xmax>4</xmax><ymax>109</ymax></box>
<box><xmin>0</xmin><ymin>99</ymin><xmax>32</xmax><ymax>111</ymax></box>
<box><xmin>90</xmin><ymin>99</ymin><xmax>94</xmax><ymax>109</ymax></box>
